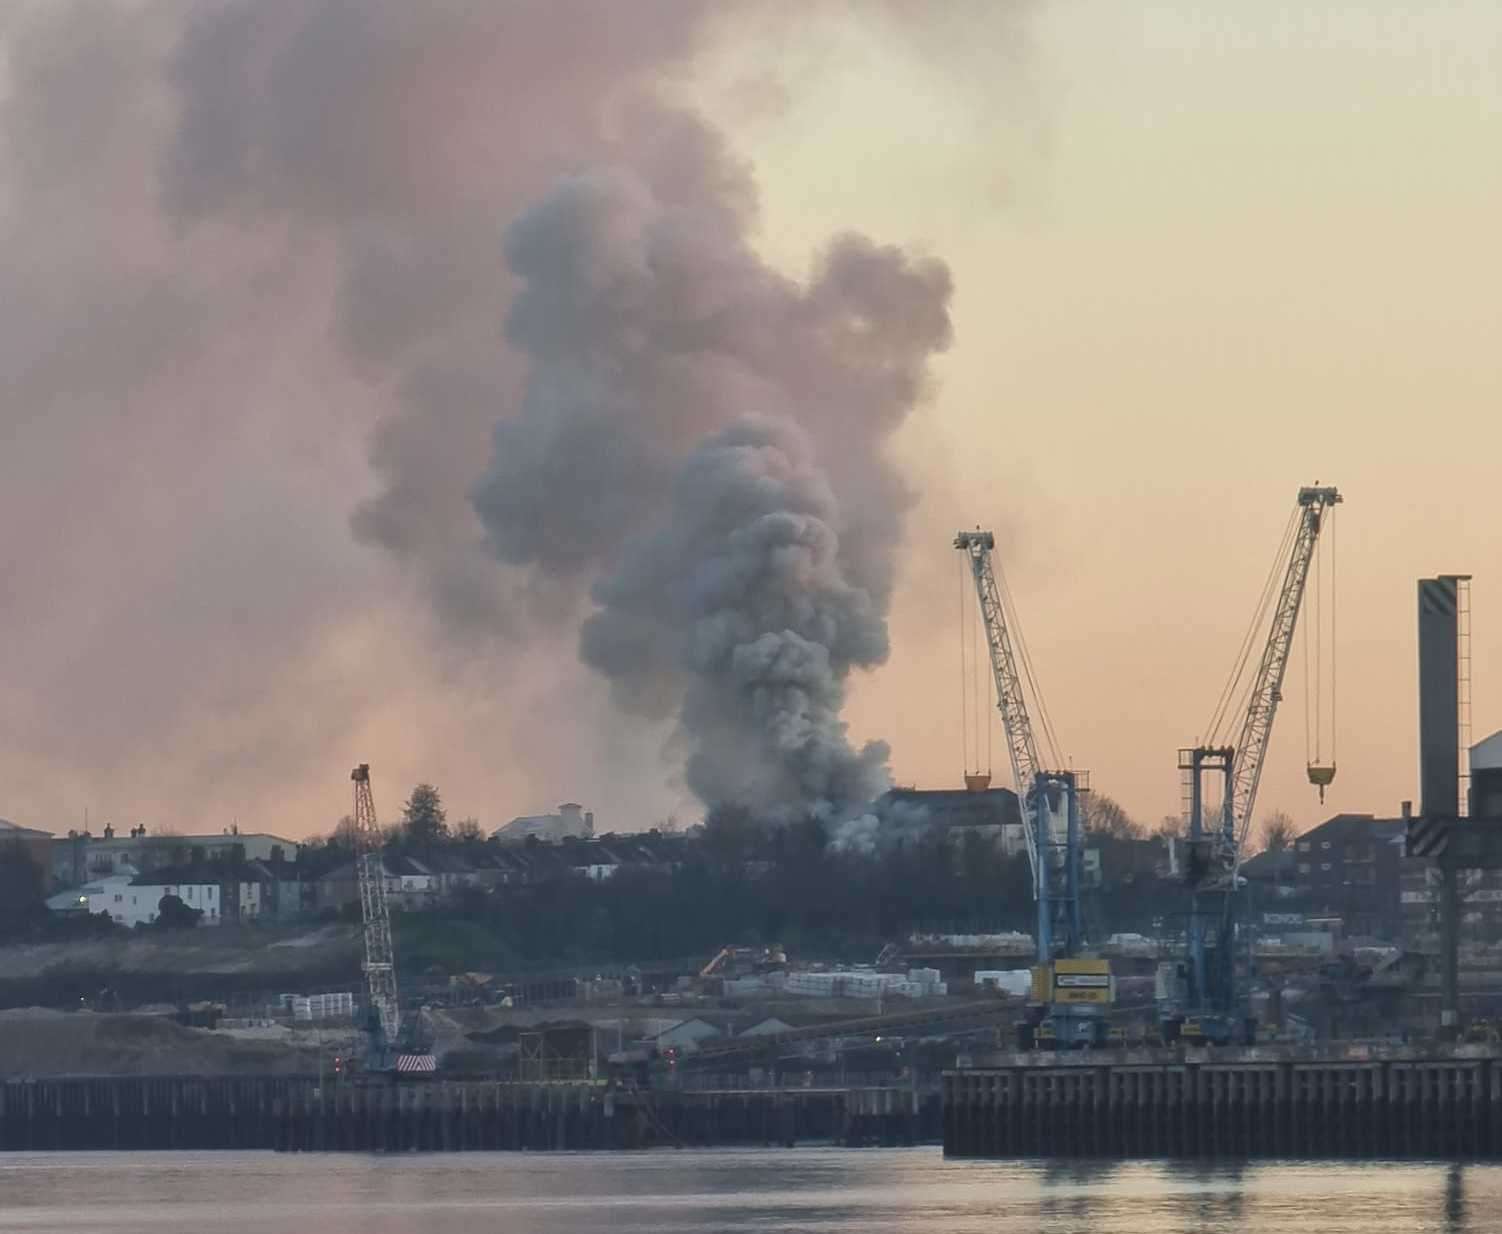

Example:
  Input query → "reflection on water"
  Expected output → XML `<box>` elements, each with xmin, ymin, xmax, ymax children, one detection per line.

<box><xmin>0</xmin><ymin>1148</ymin><xmax>1495</xmax><ymax>1234</ymax></box>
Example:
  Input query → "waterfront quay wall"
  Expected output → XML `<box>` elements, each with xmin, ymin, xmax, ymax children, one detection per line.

<box><xmin>0</xmin><ymin>1077</ymin><xmax>939</xmax><ymax>1152</ymax></box>
<box><xmin>945</xmin><ymin>1046</ymin><xmax>1502</xmax><ymax>1159</ymax></box>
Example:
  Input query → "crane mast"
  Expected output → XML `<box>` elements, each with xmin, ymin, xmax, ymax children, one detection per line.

<box><xmin>954</xmin><ymin>530</ymin><xmax>1084</xmax><ymax>967</ymax></box>
<box><xmin>352</xmin><ymin>763</ymin><xmax>399</xmax><ymax>1046</ymax></box>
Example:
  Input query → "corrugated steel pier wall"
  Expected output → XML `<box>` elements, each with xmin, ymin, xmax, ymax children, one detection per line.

<box><xmin>0</xmin><ymin>1077</ymin><xmax>939</xmax><ymax>1152</ymax></box>
<box><xmin>945</xmin><ymin>1048</ymin><xmax>1502</xmax><ymax>1159</ymax></box>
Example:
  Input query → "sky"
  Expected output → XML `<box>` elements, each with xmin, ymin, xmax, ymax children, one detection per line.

<box><xmin>1</xmin><ymin>2</ymin><xmax>1498</xmax><ymax>840</ymax></box>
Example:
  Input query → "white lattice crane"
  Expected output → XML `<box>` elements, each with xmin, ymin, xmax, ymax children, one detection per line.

<box><xmin>351</xmin><ymin>764</ymin><xmax>400</xmax><ymax>1050</ymax></box>
<box><xmin>954</xmin><ymin>530</ymin><xmax>1085</xmax><ymax>968</ymax></box>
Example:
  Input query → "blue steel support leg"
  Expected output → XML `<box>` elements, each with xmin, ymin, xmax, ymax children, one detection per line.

<box><xmin>1066</xmin><ymin>777</ymin><xmax>1082</xmax><ymax>954</ymax></box>
<box><xmin>1034</xmin><ymin>783</ymin><xmax>1052</xmax><ymax>968</ymax></box>
<box><xmin>1188</xmin><ymin>761</ymin><xmax>1206</xmax><ymax>1015</ymax></box>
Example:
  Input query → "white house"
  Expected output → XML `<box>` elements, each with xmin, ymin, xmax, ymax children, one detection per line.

<box><xmin>131</xmin><ymin>877</ymin><xmax>221</xmax><ymax>925</ymax></box>
<box><xmin>46</xmin><ymin>866</ymin><xmax>140</xmax><ymax>920</ymax></box>
<box><xmin>49</xmin><ymin>864</ymin><xmax>220</xmax><ymax>928</ymax></box>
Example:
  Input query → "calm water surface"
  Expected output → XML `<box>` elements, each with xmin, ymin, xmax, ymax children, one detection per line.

<box><xmin>0</xmin><ymin>1148</ymin><xmax>1494</xmax><ymax>1233</ymax></box>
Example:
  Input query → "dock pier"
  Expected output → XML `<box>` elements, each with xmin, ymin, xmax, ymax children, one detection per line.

<box><xmin>945</xmin><ymin>1046</ymin><xmax>1502</xmax><ymax>1159</ymax></box>
<box><xmin>0</xmin><ymin>1076</ymin><xmax>940</xmax><ymax>1152</ymax></box>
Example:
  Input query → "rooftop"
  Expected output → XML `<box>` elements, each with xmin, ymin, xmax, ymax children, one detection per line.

<box><xmin>879</xmin><ymin>786</ymin><xmax>1023</xmax><ymax>829</ymax></box>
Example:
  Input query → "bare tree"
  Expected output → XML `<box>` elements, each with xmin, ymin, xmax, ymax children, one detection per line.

<box><xmin>1259</xmin><ymin>810</ymin><xmax>1297</xmax><ymax>853</ymax></box>
<box><xmin>1081</xmin><ymin>794</ymin><xmax>1144</xmax><ymax>840</ymax></box>
<box><xmin>1154</xmin><ymin>814</ymin><xmax>1183</xmax><ymax>840</ymax></box>
<box><xmin>331</xmin><ymin>814</ymin><xmax>359</xmax><ymax>851</ymax></box>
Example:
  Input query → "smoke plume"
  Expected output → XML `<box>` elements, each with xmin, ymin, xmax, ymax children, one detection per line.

<box><xmin>478</xmin><ymin>159</ymin><xmax>951</xmax><ymax>821</ymax></box>
<box><xmin>0</xmin><ymin>1</ymin><xmax>1005</xmax><ymax>834</ymax></box>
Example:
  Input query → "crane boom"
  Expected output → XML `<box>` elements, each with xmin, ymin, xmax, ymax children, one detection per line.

<box><xmin>352</xmin><ymin>763</ymin><xmax>399</xmax><ymax>1044</ymax></box>
<box><xmin>1213</xmin><ymin>485</ymin><xmax>1341</xmax><ymax>882</ymax></box>
<box><xmin>954</xmin><ymin>530</ymin><xmax>1043</xmax><ymax>879</ymax></box>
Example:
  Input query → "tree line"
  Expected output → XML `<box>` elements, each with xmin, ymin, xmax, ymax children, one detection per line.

<box><xmin>0</xmin><ymin>783</ymin><xmax>1305</xmax><ymax>952</ymax></box>
<box><xmin>390</xmin><ymin>797</ymin><xmax>1202</xmax><ymax>975</ymax></box>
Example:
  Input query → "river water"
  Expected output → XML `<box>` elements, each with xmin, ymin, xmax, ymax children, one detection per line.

<box><xmin>0</xmin><ymin>1148</ymin><xmax>1495</xmax><ymax>1233</ymax></box>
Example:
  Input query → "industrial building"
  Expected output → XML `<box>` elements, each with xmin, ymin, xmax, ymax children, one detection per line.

<box><xmin>51</xmin><ymin>826</ymin><xmax>297</xmax><ymax>890</ymax></box>
<box><xmin>877</xmin><ymin>786</ymin><xmax>1025</xmax><ymax>856</ymax></box>
<box><xmin>0</xmin><ymin>817</ymin><xmax>53</xmax><ymax>872</ymax></box>
<box><xmin>1397</xmin><ymin>729</ymin><xmax>1502</xmax><ymax>944</ymax></box>
<box><xmin>491</xmin><ymin>802</ymin><xmax>594</xmax><ymax>845</ymax></box>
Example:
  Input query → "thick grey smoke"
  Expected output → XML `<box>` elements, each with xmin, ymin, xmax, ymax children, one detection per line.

<box><xmin>478</xmin><ymin>159</ymin><xmax>951</xmax><ymax>821</ymax></box>
<box><xmin>583</xmin><ymin>418</ymin><xmax>891</xmax><ymax>819</ymax></box>
<box><xmin>0</xmin><ymin>1</ymin><xmax>1019</xmax><ymax>834</ymax></box>
<box><xmin>0</xmin><ymin>1</ymin><xmax>738</xmax><ymax>830</ymax></box>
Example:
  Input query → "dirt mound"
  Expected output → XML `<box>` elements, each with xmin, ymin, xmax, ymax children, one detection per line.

<box><xmin>0</xmin><ymin>926</ymin><xmax>361</xmax><ymax>981</ymax></box>
<box><xmin>0</xmin><ymin>1009</ymin><xmax>313</xmax><ymax>1077</ymax></box>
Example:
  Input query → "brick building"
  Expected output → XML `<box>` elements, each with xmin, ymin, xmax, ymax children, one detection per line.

<box><xmin>1254</xmin><ymin>813</ymin><xmax>1409</xmax><ymax>939</ymax></box>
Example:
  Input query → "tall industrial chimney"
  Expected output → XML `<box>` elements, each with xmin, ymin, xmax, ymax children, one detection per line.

<box><xmin>1417</xmin><ymin>576</ymin><xmax>1464</xmax><ymax>818</ymax></box>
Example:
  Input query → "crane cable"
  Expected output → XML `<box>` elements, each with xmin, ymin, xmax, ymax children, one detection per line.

<box><xmin>974</xmin><ymin>576</ymin><xmax>986</xmax><ymax>777</ymax></box>
<box><xmin>1302</xmin><ymin>567</ymin><xmax>1313</xmax><ymax>767</ymax></box>
<box><xmin>958</xmin><ymin>549</ymin><xmax>970</xmax><ymax>777</ymax></box>
<box><xmin>1205</xmin><ymin>506</ymin><xmax>1300</xmax><ymax>747</ymax></box>
<box><xmin>1331</xmin><ymin>504</ymin><xmax>1338</xmax><ymax>766</ymax></box>
<box><xmin>1314</xmin><ymin>515</ymin><xmax>1323</xmax><ymax>767</ymax></box>
<box><xmin>987</xmin><ymin>621</ymin><xmax>994</xmax><ymax>778</ymax></box>
<box><xmin>995</xmin><ymin>559</ymin><xmax>1063</xmax><ymax>769</ymax></box>
<box><xmin>1303</xmin><ymin>504</ymin><xmax>1338</xmax><ymax>770</ymax></box>
<box><xmin>1209</xmin><ymin>506</ymin><xmax>1299</xmax><ymax>746</ymax></box>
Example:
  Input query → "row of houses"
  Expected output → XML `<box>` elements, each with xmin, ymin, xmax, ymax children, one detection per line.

<box><xmin>333</xmin><ymin>834</ymin><xmax>693</xmax><ymax>906</ymax></box>
<box><xmin>49</xmin><ymin>833</ymin><xmax>698</xmax><ymax>928</ymax></box>
<box><xmin>49</xmin><ymin>860</ymin><xmax>298</xmax><ymax>927</ymax></box>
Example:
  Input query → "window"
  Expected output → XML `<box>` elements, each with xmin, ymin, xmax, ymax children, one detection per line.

<box><xmin>1321</xmin><ymin>841</ymin><xmax>1332</xmax><ymax>850</ymax></box>
<box><xmin>1298</xmin><ymin>863</ymin><xmax>1311</xmax><ymax>875</ymax></box>
<box><xmin>1298</xmin><ymin>842</ymin><xmax>1311</xmax><ymax>853</ymax></box>
<box><xmin>1321</xmin><ymin>862</ymin><xmax>1332</xmax><ymax>872</ymax></box>
<box><xmin>114</xmin><ymin>894</ymin><xmax>122</xmax><ymax>903</ymax></box>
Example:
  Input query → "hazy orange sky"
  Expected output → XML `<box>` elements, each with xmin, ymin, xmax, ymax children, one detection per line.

<box><xmin>2</xmin><ymin>3</ymin><xmax>1498</xmax><ymax>840</ymax></box>
<box><xmin>696</xmin><ymin>3</ymin><xmax>1502</xmax><ymax>833</ymax></box>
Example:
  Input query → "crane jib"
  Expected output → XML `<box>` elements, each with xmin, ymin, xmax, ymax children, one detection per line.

<box><xmin>1193</xmin><ymin>485</ymin><xmax>1341</xmax><ymax>886</ymax></box>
